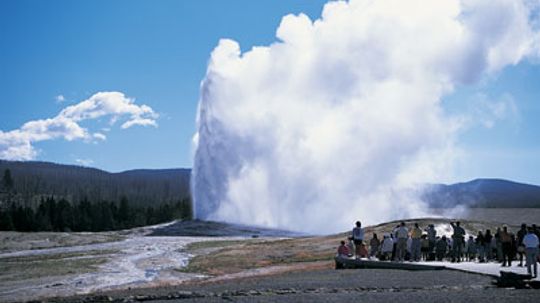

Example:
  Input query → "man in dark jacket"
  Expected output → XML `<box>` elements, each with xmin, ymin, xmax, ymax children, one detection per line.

<box><xmin>484</xmin><ymin>229</ymin><xmax>493</xmax><ymax>261</ymax></box>
<box><xmin>500</xmin><ymin>225</ymin><xmax>514</xmax><ymax>267</ymax></box>
<box><xmin>435</xmin><ymin>236</ymin><xmax>448</xmax><ymax>261</ymax></box>
<box><xmin>516</xmin><ymin>223</ymin><xmax>527</xmax><ymax>267</ymax></box>
<box><xmin>450</xmin><ymin>221</ymin><xmax>466</xmax><ymax>262</ymax></box>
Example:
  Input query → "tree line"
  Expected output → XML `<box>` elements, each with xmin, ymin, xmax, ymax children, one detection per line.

<box><xmin>0</xmin><ymin>195</ymin><xmax>192</xmax><ymax>232</ymax></box>
<box><xmin>0</xmin><ymin>160</ymin><xmax>191</xmax><ymax>209</ymax></box>
<box><xmin>0</xmin><ymin>167</ymin><xmax>193</xmax><ymax>232</ymax></box>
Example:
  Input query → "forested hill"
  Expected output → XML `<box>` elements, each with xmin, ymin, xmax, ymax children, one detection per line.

<box><xmin>0</xmin><ymin>160</ymin><xmax>191</xmax><ymax>208</ymax></box>
<box><xmin>422</xmin><ymin>179</ymin><xmax>540</xmax><ymax>208</ymax></box>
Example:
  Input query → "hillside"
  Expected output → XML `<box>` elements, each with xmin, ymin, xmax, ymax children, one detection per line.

<box><xmin>2</xmin><ymin>161</ymin><xmax>540</xmax><ymax>211</ymax></box>
<box><xmin>0</xmin><ymin>160</ymin><xmax>191</xmax><ymax>208</ymax></box>
<box><xmin>422</xmin><ymin>178</ymin><xmax>540</xmax><ymax>208</ymax></box>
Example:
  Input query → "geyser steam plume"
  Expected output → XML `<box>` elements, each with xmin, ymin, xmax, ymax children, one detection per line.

<box><xmin>193</xmin><ymin>0</ymin><xmax>540</xmax><ymax>234</ymax></box>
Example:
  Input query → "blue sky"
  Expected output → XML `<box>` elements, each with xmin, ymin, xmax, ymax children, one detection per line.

<box><xmin>1</xmin><ymin>0</ymin><xmax>539</xmax><ymax>185</ymax></box>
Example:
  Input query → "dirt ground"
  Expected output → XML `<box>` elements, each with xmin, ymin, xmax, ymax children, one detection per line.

<box><xmin>3</xmin><ymin>213</ymin><xmax>538</xmax><ymax>303</ymax></box>
<box><xmin>49</xmin><ymin>267</ymin><xmax>540</xmax><ymax>303</ymax></box>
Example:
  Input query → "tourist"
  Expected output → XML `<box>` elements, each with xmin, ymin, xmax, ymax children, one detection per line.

<box><xmin>359</xmin><ymin>240</ymin><xmax>369</xmax><ymax>258</ymax></box>
<box><xmin>369</xmin><ymin>233</ymin><xmax>381</xmax><ymax>259</ymax></box>
<box><xmin>446</xmin><ymin>236</ymin><xmax>453</xmax><ymax>260</ymax></box>
<box><xmin>466</xmin><ymin>235</ymin><xmax>476</xmax><ymax>261</ymax></box>
<box><xmin>352</xmin><ymin>221</ymin><xmax>364</xmax><ymax>259</ymax></box>
<box><xmin>532</xmin><ymin>224</ymin><xmax>540</xmax><ymax>239</ymax></box>
<box><xmin>516</xmin><ymin>223</ymin><xmax>527</xmax><ymax>267</ymax></box>
<box><xmin>490</xmin><ymin>232</ymin><xmax>498</xmax><ymax>261</ymax></box>
<box><xmin>484</xmin><ymin>229</ymin><xmax>493</xmax><ymax>261</ymax></box>
<box><xmin>425</xmin><ymin>224</ymin><xmax>437</xmax><ymax>260</ymax></box>
<box><xmin>395</xmin><ymin>222</ymin><xmax>409</xmax><ymax>262</ymax></box>
<box><xmin>410</xmin><ymin>223</ymin><xmax>422</xmax><ymax>262</ymax></box>
<box><xmin>391</xmin><ymin>232</ymin><xmax>397</xmax><ymax>261</ymax></box>
<box><xmin>421</xmin><ymin>234</ymin><xmax>430</xmax><ymax>261</ymax></box>
<box><xmin>500</xmin><ymin>225</ymin><xmax>514</xmax><ymax>267</ymax></box>
<box><xmin>523</xmin><ymin>227</ymin><xmax>539</xmax><ymax>278</ymax></box>
<box><xmin>450</xmin><ymin>221</ymin><xmax>465</xmax><ymax>262</ymax></box>
<box><xmin>495</xmin><ymin>227</ymin><xmax>503</xmax><ymax>262</ymax></box>
<box><xmin>381</xmin><ymin>233</ymin><xmax>394</xmax><ymax>261</ymax></box>
<box><xmin>347</xmin><ymin>236</ymin><xmax>355</xmax><ymax>257</ymax></box>
<box><xmin>406</xmin><ymin>235</ymin><xmax>413</xmax><ymax>261</ymax></box>
<box><xmin>337</xmin><ymin>240</ymin><xmax>350</xmax><ymax>257</ymax></box>
<box><xmin>435</xmin><ymin>235</ymin><xmax>448</xmax><ymax>261</ymax></box>
<box><xmin>476</xmin><ymin>231</ymin><xmax>485</xmax><ymax>262</ymax></box>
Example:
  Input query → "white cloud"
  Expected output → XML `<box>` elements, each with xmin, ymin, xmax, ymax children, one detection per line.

<box><xmin>92</xmin><ymin>132</ymin><xmax>107</xmax><ymax>141</ymax></box>
<box><xmin>121</xmin><ymin>117</ymin><xmax>158</xmax><ymax>129</ymax></box>
<box><xmin>0</xmin><ymin>91</ymin><xmax>158</xmax><ymax>161</ymax></box>
<box><xmin>55</xmin><ymin>95</ymin><xmax>65</xmax><ymax>103</ymax></box>
<box><xmin>192</xmin><ymin>0</ymin><xmax>540</xmax><ymax>233</ymax></box>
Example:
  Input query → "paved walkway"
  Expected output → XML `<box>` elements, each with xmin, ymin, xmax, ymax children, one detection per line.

<box><xmin>419</xmin><ymin>260</ymin><xmax>540</xmax><ymax>280</ymax></box>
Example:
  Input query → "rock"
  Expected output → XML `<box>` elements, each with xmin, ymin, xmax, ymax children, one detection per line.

<box><xmin>494</xmin><ymin>271</ymin><xmax>534</xmax><ymax>289</ymax></box>
<box><xmin>529</xmin><ymin>280</ymin><xmax>540</xmax><ymax>289</ymax></box>
<box><xmin>134</xmin><ymin>295</ymin><xmax>149</xmax><ymax>301</ymax></box>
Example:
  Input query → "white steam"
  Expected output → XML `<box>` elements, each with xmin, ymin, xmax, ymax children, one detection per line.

<box><xmin>192</xmin><ymin>0</ymin><xmax>539</xmax><ymax>234</ymax></box>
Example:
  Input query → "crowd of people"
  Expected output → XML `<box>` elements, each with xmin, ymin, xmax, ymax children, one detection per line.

<box><xmin>337</xmin><ymin>221</ymin><xmax>540</xmax><ymax>278</ymax></box>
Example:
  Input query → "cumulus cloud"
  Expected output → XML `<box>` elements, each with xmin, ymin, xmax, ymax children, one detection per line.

<box><xmin>192</xmin><ymin>0</ymin><xmax>540</xmax><ymax>234</ymax></box>
<box><xmin>0</xmin><ymin>92</ymin><xmax>158</xmax><ymax>161</ymax></box>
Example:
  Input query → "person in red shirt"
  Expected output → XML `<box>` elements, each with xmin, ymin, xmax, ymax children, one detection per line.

<box><xmin>337</xmin><ymin>240</ymin><xmax>351</xmax><ymax>257</ymax></box>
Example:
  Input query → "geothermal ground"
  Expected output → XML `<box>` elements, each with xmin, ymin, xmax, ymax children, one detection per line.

<box><xmin>1</xmin><ymin>208</ymin><xmax>540</xmax><ymax>302</ymax></box>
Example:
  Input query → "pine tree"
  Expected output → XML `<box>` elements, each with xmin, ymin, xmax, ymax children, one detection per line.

<box><xmin>35</xmin><ymin>199</ymin><xmax>52</xmax><ymax>231</ymax></box>
<box><xmin>0</xmin><ymin>209</ymin><xmax>14</xmax><ymax>230</ymax></box>
<box><xmin>118</xmin><ymin>196</ymin><xmax>130</xmax><ymax>227</ymax></box>
<box><xmin>2</xmin><ymin>169</ymin><xmax>14</xmax><ymax>204</ymax></box>
<box><xmin>1</xmin><ymin>169</ymin><xmax>14</xmax><ymax>192</ymax></box>
<box><xmin>74</xmin><ymin>198</ymin><xmax>92</xmax><ymax>231</ymax></box>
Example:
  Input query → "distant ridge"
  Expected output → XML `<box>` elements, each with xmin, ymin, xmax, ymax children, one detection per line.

<box><xmin>422</xmin><ymin>178</ymin><xmax>540</xmax><ymax>208</ymax></box>
<box><xmin>2</xmin><ymin>160</ymin><xmax>539</xmax><ymax>209</ymax></box>
<box><xmin>0</xmin><ymin>160</ymin><xmax>191</xmax><ymax>207</ymax></box>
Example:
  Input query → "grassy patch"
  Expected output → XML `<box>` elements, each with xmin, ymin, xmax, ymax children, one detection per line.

<box><xmin>180</xmin><ymin>238</ymin><xmax>335</xmax><ymax>275</ymax></box>
<box><xmin>0</xmin><ymin>231</ymin><xmax>125</xmax><ymax>252</ymax></box>
<box><xmin>0</xmin><ymin>249</ymin><xmax>116</xmax><ymax>281</ymax></box>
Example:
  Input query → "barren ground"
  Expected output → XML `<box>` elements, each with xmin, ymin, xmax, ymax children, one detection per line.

<box><xmin>1</xmin><ymin>209</ymin><xmax>539</xmax><ymax>302</ymax></box>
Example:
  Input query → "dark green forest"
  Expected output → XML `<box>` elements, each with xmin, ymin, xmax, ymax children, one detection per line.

<box><xmin>0</xmin><ymin>165</ymin><xmax>193</xmax><ymax>232</ymax></box>
<box><xmin>0</xmin><ymin>195</ymin><xmax>192</xmax><ymax>232</ymax></box>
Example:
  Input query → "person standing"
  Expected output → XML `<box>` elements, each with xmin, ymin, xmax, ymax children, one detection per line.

<box><xmin>500</xmin><ymin>225</ymin><xmax>514</xmax><ymax>267</ymax></box>
<box><xmin>410</xmin><ymin>223</ymin><xmax>422</xmax><ymax>262</ymax></box>
<box><xmin>466</xmin><ymin>235</ymin><xmax>477</xmax><ymax>261</ymax></box>
<box><xmin>395</xmin><ymin>221</ymin><xmax>409</xmax><ymax>262</ymax></box>
<box><xmin>516</xmin><ymin>224</ymin><xmax>527</xmax><ymax>267</ymax></box>
<box><xmin>347</xmin><ymin>236</ymin><xmax>356</xmax><ymax>257</ymax></box>
<box><xmin>435</xmin><ymin>236</ymin><xmax>448</xmax><ymax>261</ymax></box>
<box><xmin>484</xmin><ymin>229</ymin><xmax>493</xmax><ymax>261</ymax></box>
<box><xmin>352</xmin><ymin>221</ymin><xmax>365</xmax><ymax>259</ymax></box>
<box><xmin>495</xmin><ymin>227</ymin><xmax>503</xmax><ymax>262</ymax></box>
<box><xmin>425</xmin><ymin>224</ymin><xmax>437</xmax><ymax>261</ymax></box>
<box><xmin>476</xmin><ymin>231</ymin><xmax>485</xmax><ymax>262</ymax></box>
<box><xmin>381</xmin><ymin>234</ymin><xmax>394</xmax><ymax>261</ymax></box>
<box><xmin>369</xmin><ymin>233</ymin><xmax>381</xmax><ymax>259</ymax></box>
<box><xmin>421</xmin><ymin>235</ymin><xmax>430</xmax><ymax>261</ymax></box>
<box><xmin>533</xmin><ymin>224</ymin><xmax>540</xmax><ymax>239</ymax></box>
<box><xmin>523</xmin><ymin>227</ymin><xmax>539</xmax><ymax>278</ymax></box>
<box><xmin>450</xmin><ymin>221</ymin><xmax>466</xmax><ymax>262</ymax></box>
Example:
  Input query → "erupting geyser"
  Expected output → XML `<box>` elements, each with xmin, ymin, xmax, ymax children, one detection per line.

<box><xmin>192</xmin><ymin>0</ymin><xmax>540</xmax><ymax>234</ymax></box>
